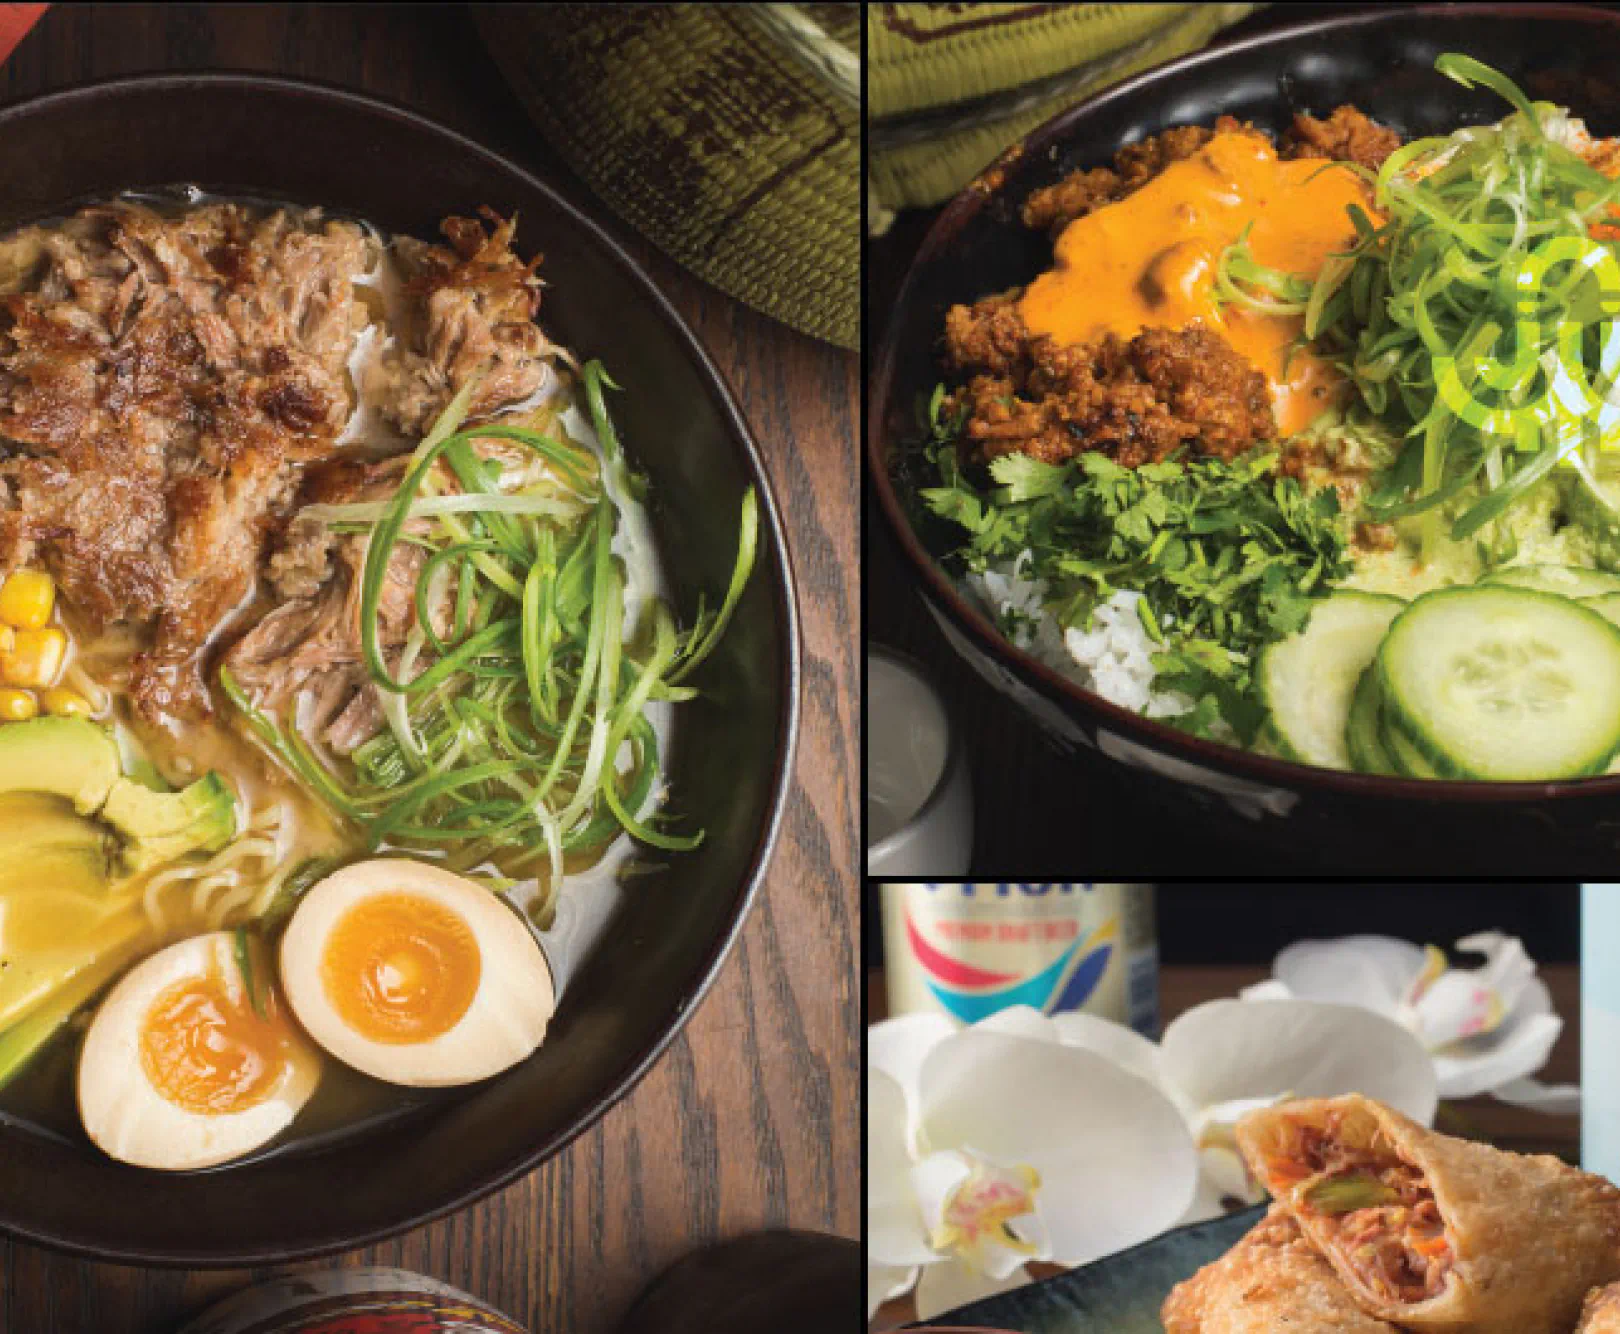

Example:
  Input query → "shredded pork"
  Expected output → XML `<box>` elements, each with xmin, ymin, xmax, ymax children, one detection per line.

<box><xmin>0</xmin><ymin>201</ymin><xmax>553</xmax><ymax>721</ymax></box>
<box><xmin>373</xmin><ymin>210</ymin><xmax>551</xmax><ymax>437</ymax></box>
<box><xmin>223</xmin><ymin>454</ymin><xmax>423</xmax><ymax>755</ymax></box>
<box><xmin>1277</xmin><ymin>1119</ymin><xmax>1455</xmax><ymax>1306</ymax></box>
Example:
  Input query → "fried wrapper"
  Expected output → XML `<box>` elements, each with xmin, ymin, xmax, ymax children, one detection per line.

<box><xmin>1580</xmin><ymin>1282</ymin><xmax>1620</xmax><ymax>1333</ymax></box>
<box><xmin>1236</xmin><ymin>1093</ymin><xmax>1620</xmax><ymax>1334</ymax></box>
<box><xmin>1161</xmin><ymin>1206</ymin><xmax>1402</xmax><ymax>1333</ymax></box>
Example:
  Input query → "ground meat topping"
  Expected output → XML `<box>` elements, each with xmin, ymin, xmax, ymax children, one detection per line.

<box><xmin>1282</xmin><ymin>105</ymin><xmax>1403</xmax><ymax>171</ymax></box>
<box><xmin>944</xmin><ymin>105</ymin><xmax>1400</xmax><ymax>474</ymax></box>
<box><xmin>947</xmin><ymin>319</ymin><xmax>1275</xmax><ymax>468</ymax></box>
<box><xmin>1020</xmin><ymin>116</ymin><xmax>1259</xmax><ymax>237</ymax></box>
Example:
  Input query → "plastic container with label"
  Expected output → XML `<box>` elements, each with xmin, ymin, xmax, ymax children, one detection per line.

<box><xmin>880</xmin><ymin>882</ymin><xmax>1159</xmax><ymax>1034</ymax></box>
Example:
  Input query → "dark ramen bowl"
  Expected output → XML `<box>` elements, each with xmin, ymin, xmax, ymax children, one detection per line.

<box><xmin>0</xmin><ymin>75</ymin><xmax>798</xmax><ymax>1263</ymax></box>
<box><xmin>869</xmin><ymin>3</ymin><xmax>1620</xmax><ymax>874</ymax></box>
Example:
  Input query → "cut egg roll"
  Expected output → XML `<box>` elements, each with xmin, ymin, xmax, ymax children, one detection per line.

<box><xmin>1162</xmin><ymin>1206</ymin><xmax>1403</xmax><ymax>1333</ymax></box>
<box><xmin>1580</xmin><ymin>1283</ymin><xmax>1620</xmax><ymax>1334</ymax></box>
<box><xmin>1236</xmin><ymin>1093</ymin><xmax>1620</xmax><ymax>1334</ymax></box>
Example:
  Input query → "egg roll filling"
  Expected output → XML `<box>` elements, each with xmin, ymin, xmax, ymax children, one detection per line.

<box><xmin>1267</xmin><ymin>1119</ymin><xmax>1454</xmax><ymax>1305</ymax></box>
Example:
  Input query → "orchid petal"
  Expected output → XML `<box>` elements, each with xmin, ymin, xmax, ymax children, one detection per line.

<box><xmin>870</xmin><ymin>1013</ymin><xmax>959</xmax><ymax>1106</ymax></box>
<box><xmin>1269</xmin><ymin>936</ymin><xmax>1423</xmax><ymax>1016</ymax></box>
<box><xmin>1454</xmin><ymin>932</ymin><xmax>1538</xmax><ymax>1013</ymax></box>
<box><xmin>1491</xmin><ymin>1075</ymin><xmax>1582</xmax><ymax>1115</ymax></box>
<box><xmin>1162</xmin><ymin>999</ymin><xmax>1438</xmax><ymax>1126</ymax></box>
<box><xmin>1177</xmin><ymin>1169</ymin><xmax>1238</xmax><ymax>1226</ymax></box>
<box><xmin>914</xmin><ymin>1257</ymin><xmax>1033</xmax><ymax>1323</ymax></box>
<box><xmin>1402</xmin><ymin>944</ymin><xmax>1452</xmax><ymax>1008</ymax></box>
<box><xmin>1240</xmin><ymin>978</ymin><xmax>1293</xmax><ymax>1001</ymax></box>
<box><xmin>1200</xmin><ymin>1142</ymin><xmax>1263</xmax><ymax>1205</ymax></box>
<box><xmin>1050</xmin><ymin>1011</ymin><xmax>1170</xmax><ymax>1098</ymax></box>
<box><xmin>1191</xmin><ymin>1095</ymin><xmax>1284</xmax><ymax>1207</ymax></box>
<box><xmin>1399</xmin><ymin>934</ymin><xmax>1542</xmax><ymax>1048</ymax></box>
<box><xmin>918</xmin><ymin>1030</ymin><xmax>1198</xmax><ymax>1267</ymax></box>
<box><xmin>868</xmin><ymin>1067</ymin><xmax>937</xmax><ymax>1267</ymax></box>
<box><xmin>910</xmin><ymin>1150</ymin><xmax>972</xmax><ymax>1237</ymax></box>
<box><xmin>975</xmin><ymin>1004</ymin><xmax>1061</xmax><ymax>1045</ymax></box>
<box><xmin>866</xmin><ymin>1263</ymin><xmax>918</xmax><ymax>1320</ymax></box>
<box><xmin>1400</xmin><ymin>971</ymin><xmax>1506</xmax><ymax>1046</ymax></box>
<box><xmin>1517</xmin><ymin>975</ymin><xmax>1555</xmax><ymax>1019</ymax></box>
<box><xmin>1193</xmin><ymin>1094</ymin><xmax>1292</xmax><ymax>1150</ymax></box>
<box><xmin>912</xmin><ymin>1148</ymin><xmax>1052</xmax><ymax>1281</ymax></box>
<box><xmin>1432</xmin><ymin>1011</ymin><xmax>1564</xmax><ymax>1099</ymax></box>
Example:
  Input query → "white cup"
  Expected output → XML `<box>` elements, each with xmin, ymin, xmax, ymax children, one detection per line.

<box><xmin>866</xmin><ymin>646</ymin><xmax>972</xmax><ymax>877</ymax></box>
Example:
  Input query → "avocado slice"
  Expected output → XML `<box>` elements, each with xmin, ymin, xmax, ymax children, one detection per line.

<box><xmin>0</xmin><ymin>716</ymin><xmax>238</xmax><ymax>872</ymax></box>
<box><xmin>1559</xmin><ymin>469</ymin><xmax>1620</xmax><ymax>573</ymax></box>
<box><xmin>0</xmin><ymin>793</ymin><xmax>115</xmax><ymax>898</ymax></box>
<box><xmin>101</xmin><ymin>772</ymin><xmax>238</xmax><ymax>873</ymax></box>
<box><xmin>0</xmin><ymin>716</ymin><xmax>120</xmax><ymax>815</ymax></box>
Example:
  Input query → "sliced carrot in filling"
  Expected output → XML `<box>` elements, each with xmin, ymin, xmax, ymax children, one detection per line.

<box><xmin>1273</xmin><ymin>1136</ymin><xmax>1454</xmax><ymax>1305</ymax></box>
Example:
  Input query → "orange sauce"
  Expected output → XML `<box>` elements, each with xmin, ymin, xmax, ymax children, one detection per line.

<box><xmin>141</xmin><ymin>964</ymin><xmax>296</xmax><ymax>1115</ymax></box>
<box><xmin>1018</xmin><ymin>132</ymin><xmax>1372</xmax><ymax>435</ymax></box>
<box><xmin>1586</xmin><ymin>141</ymin><xmax>1620</xmax><ymax>241</ymax></box>
<box><xmin>321</xmin><ymin>892</ymin><xmax>481</xmax><ymax>1045</ymax></box>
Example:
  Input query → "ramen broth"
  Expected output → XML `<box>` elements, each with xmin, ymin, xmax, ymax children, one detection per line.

<box><xmin>0</xmin><ymin>193</ymin><xmax>672</xmax><ymax>1158</ymax></box>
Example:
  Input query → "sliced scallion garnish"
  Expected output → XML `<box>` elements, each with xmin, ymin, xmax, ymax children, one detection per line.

<box><xmin>221</xmin><ymin>361</ymin><xmax>758</xmax><ymax>889</ymax></box>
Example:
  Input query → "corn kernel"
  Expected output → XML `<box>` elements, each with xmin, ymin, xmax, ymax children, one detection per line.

<box><xmin>0</xmin><ymin>689</ymin><xmax>37</xmax><ymax>722</ymax></box>
<box><xmin>0</xmin><ymin>625</ymin><xmax>12</xmax><ymax>654</ymax></box>
<box><xmin>39</xmin><ymin>687</ymin><xmax>92</xmax><ymax>718</ymax></box>
<box><xmin>1</xmin><ymin>627</ymin><xmax>66</xmax><ymax>689</ymax></box>
<box><xmin>0</xmin><ymin>569</ymin><xmax>54</xmax><ymax>630</ymax></box>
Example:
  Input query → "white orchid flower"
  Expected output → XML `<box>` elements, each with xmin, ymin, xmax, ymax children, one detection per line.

<box><xmin>867</xmin><ymin>1008</ymin><xmax>1199</xmax><ymax>1321</ymax></box>
<box><xmin>1054</xmin><ymin>998</ymin><xmax>1436</xmax><ymax>1225</ymax></box>
<box><xmin>866</xmin><ymin>999</ymin><xmax>1436</xmax><ymax>1321</ymax></box>
<box><xmin>1242</xmin><ymin>932</ymin><xmax>1578</xmax><ymax>1113</ymax></box>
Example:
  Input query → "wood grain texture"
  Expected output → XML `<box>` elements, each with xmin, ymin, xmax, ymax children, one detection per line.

<box><xmin>0</xmin><ymin>7</ymin><xmax>859</xmax><ymax>1332</ymax></box>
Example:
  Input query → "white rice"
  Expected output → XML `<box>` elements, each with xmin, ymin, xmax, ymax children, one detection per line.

<box><xmin>965</xmin><ymin>553</ymin><xmax>1193</xmax><ymax>719</ymax></box>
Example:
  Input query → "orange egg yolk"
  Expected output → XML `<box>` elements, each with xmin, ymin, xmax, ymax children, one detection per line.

<box><xmin>320</xmin><ymin>892</ymin><xmax>481</xmax><ymax>1045</ymax></box>
<box><xmin>1018</xmin><ymin>131</ymin><xmax>1372</xmax><ymax>435</ymax></box>
<box><xmin>140</xmin><ymin>967</ymin><xmax>293</xmax><ymax>1116</ymax></box>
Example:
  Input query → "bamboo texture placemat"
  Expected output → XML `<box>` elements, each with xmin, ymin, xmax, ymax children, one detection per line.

<box><xmin>474</xmin><ymin>4</ymin><xmax>858</xmax><ymax>351</ymax></box>
<box><xmin>867</xmin><ymin>2</ymin><xmax>1260</xmax><ymax>228</ymax></box>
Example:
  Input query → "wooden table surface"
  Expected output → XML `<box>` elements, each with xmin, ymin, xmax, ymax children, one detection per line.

<box><xmin>0</xmin><ymin>7</ymin><xmax>859</xmax><ymax>1333</ymax></box>
<box><xmin>868</xmin><ymin>963</ymin><xmax>1582</xmax><ymax>1328</ymax></box>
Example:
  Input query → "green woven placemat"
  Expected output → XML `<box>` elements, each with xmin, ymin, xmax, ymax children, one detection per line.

<box><xmin>475</xmin><ymin>4</ymin><xmax>858</xmax><ymax>351</ymax></box>
<box><xmin>867</xmin><ymin>2</ymin><xmax>1260</xmax><ymax>229</ymax></box>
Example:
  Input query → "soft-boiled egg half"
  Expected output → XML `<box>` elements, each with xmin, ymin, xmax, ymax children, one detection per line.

<box><xmin>279</xmin><ymin>859</ymin><xmax>555</xmax><ymax>1087</ymax></box>
<box><xmin>77</xmin><ymin>931</ymin><xmax>321</xmax><ymax>1170</ymax></box>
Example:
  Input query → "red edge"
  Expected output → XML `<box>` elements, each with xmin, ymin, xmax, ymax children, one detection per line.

<box><xmin>0</xmin><ymin>5</ymin><xmax>46</xmax><ymax>66</ymax></box>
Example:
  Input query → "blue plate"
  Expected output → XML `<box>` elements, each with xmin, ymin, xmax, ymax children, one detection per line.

<box><xmin>919</xmin><ymin>1207</ymin><xmax>1266</xmax><ymax>1332</ymax></box>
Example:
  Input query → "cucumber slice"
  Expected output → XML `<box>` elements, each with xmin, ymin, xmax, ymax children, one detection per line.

<box><xmin>1345</xmin><ymin>666</ymin><xmax>1399</xmax><ymax>775</ymax></box>
<box><xmin>1481</xmin><ymin>564</ymin><xmax>1620</xmax><ymax>598</ymax></box>
<box><xmin>1345</xmin><ymin>663</ymin><xmax>1431</xmax><ymax>777</ymax></box>
<box><xmin>1383</xmin><ymin>714</ymin><xmax>1442</xmax><ymax>779</ymax></box>
<box><xmin>1259</xmin><ymin>592</ymin><xmax>1405</xmax><ymax>770</ymax></box>
<box><xmin>1378</xmin><ymin>586</ymin><xmax>1620</xmax><ymax>780</ymax></box>
<box><xmin>1253</xmin><ymin>723</ymin><xmax>1288</xmax><ymax>760</ymax></box>
<box><xmin>1586</xmin><ymin>592</ymin><xmax>1620</xmax><ymax>630</ymax></box>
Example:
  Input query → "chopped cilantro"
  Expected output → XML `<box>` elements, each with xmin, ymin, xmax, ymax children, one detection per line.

<box><xmin>918</xmin><ymin>389</ymin><xmax>1349</xmax><ymax>742</ymax></box>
